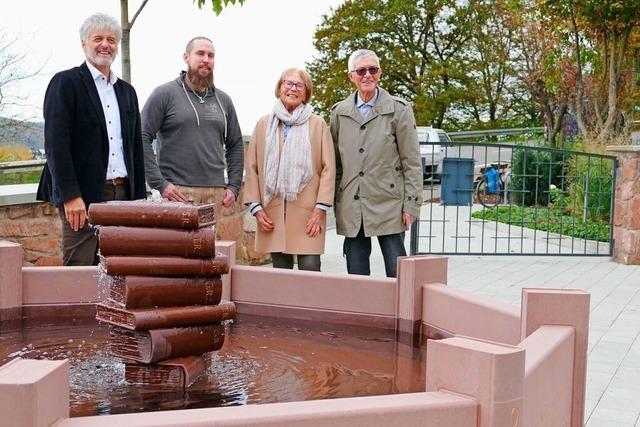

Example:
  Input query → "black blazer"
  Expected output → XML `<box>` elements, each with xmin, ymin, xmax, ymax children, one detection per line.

<box><xmin>37</xmin><ymin>62</ymin><xmax>146</xmax><ymax>208</ymax></box>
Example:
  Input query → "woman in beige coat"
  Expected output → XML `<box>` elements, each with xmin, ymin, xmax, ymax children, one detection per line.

<box><xmin>244</xmin><ymin>68</ymin><xmax>335</xmax><ymax>271</ymax></box>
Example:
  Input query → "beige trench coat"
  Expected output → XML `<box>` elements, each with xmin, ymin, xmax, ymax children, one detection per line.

<box><xmin>330</xmin><ymin>87</ymin><xmax>422</xmax><ymax>237</ymax></box>
<box><xmin>244</xmin><ymin>114</ymin><xmax>335</xmax><ymax>254</ymax></box>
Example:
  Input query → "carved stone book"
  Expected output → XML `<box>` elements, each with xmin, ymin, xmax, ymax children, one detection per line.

<box><xmin>109</xmin><ymin>276</ymin><xmax>222</xmax><ymax>308</ymax></box>
<box><xmin>109</xmin><ymin>323</ymin><xmax>226</xmax><ymax>364</ymax></box>
<box><xmin>102</xmin><ymin>253</ymin><xmax>229</xmax><ymax>276</ymax></box>
<box><xmin>88</xmin><ymin>200</ymin><xmax>215</xmax><ymax>229</ymax></box>
<box><xmin>96</xmin><ymin>301</ymin><xmax>237</xmax><ymax>330</ymax></box>
<box><xmin>124</xmin><ymin>356</ymin><xmax>205</xmax><ymax>388</ymax></box>
<box><xmin>99</xmin><ymin>226</ymin><xmax>216</xmax><ymax>258</ymax></box>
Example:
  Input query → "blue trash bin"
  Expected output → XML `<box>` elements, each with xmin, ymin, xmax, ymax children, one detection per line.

<box><xmin>440</xmin><ymin>157</ymin><xmax>475</xmax><ymax>206</ymax></box>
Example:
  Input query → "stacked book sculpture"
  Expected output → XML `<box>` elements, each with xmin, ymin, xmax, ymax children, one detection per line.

<box><xmin>88</xmin><ymin>200</ymin><xmax>236</xmax><ymax>388</ymax></box>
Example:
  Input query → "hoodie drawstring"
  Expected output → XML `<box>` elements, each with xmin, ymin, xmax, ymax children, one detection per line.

<box><xmin>181</xmin><ymin>79</ymin><xmax>201</xmax><ymax>127</ymax></box>
<box><xmin>181</xmin><ymin>76</ymin><xmax>228</xmax><ymax>140</ymax></box>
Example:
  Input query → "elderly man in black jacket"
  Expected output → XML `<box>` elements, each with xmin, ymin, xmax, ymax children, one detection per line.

<box><xmin>37</xmin><ymin>13</ymin><xmax>146</xmax><ymax>265</ymax></box>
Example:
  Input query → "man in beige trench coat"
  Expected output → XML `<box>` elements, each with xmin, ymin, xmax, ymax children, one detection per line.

<box><xmin>330</xmin><ymin>49</ymin><xmax>422</xmax><ymax>278</ymax></box>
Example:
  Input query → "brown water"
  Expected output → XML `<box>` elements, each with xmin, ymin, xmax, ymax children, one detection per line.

<box><xmin>0</xmin><ymin>315</ymin><xmax>426</xmax><ymax>417</ymax></box>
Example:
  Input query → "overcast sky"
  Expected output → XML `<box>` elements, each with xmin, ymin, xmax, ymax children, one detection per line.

<box><xmin>1</xmin><ymin>0</ymin><xmax>345</xmax><ymax>134</ymax></box>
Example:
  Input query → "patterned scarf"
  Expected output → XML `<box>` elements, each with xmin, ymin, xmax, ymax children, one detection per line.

<box><xmin>263</xmin><ymin>99</ymin><xmax>313</xmax><ymax>205</ymax></box>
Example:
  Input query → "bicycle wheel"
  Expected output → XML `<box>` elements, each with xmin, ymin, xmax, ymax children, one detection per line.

<box><xmin>476</xmin><ymin>178</ymin><xmax>503</xmax><ymax>208</ymax></box>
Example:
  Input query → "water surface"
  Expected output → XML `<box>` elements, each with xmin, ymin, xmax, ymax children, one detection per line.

<box><xmin>0</xmin><ymin>315</ymin><xmax>426</xmax><ymax>417</ymax></box>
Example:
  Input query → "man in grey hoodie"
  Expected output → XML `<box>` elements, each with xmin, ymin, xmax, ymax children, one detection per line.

<box><xmin>141</xmin><ymin>36</ymin><xmax>243</xmax><ymax>217</ymax></box>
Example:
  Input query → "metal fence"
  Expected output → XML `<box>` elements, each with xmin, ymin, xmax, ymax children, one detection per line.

<box><xmin>410</xmin><ymin>142</ymin><xmax>616</xmax><ymax>256</ymax></box>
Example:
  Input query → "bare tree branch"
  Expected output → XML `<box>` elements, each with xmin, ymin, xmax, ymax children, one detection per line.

<box><xmin>129</xmin><ymin>0</ymin><xmax>150</xmax><ymax>28</ymax></box>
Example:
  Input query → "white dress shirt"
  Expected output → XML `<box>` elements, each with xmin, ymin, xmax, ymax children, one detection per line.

<box><xmin>86</xmin><ymin>61</ymin><xmax>127</xmax><ymax>180</ymax></box>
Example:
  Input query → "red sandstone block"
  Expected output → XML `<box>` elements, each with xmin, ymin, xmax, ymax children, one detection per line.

<box><xmin>427</xmin><ymin>337</ymin><xmax>524</xmax><ymax>427</ymax></box>
<box><xmin>616</xmin><ymin>230</ymin><xmax>640</xmax><ymax>265</ymax></box>
<box><xmin>24</xmin><ymin>250</ymin><xmax>40</xmax><ymax>264</ymax></box>
<box><xmin>217</xmin><ymin>215</ymin><xmax>243</xmax><ymax>242</ymax></box>
<box><xmin>21</xmin><ymin>237</ymin><xmax>60</xmax><ymax>254</ymax></box>
<box><xmin>621</xmin><ymin>158</ymin><xmax>639</xmax><ymax>181</ymax></box>
<box><xmin>0</xmin><ymin>358</ymin><xmax>69</xmax><ymax>425</ymax></box>
<box><xmin>618</xmin><ymin>181</ymin><xmax>640</xmax><ymax>202</ymax></box>
<box><xmin>7</xmin><ymin>205</ymin><xmax>37</xmax><ymax>219</ymax></box>
<box><xmin>243</xmin><ymin>211</ymin><xmax>257</xmax><ymax>233</ymax></box>
<box><xmin>236</xmin><ymin>187</ymin><xmax>245</xmax><ymax>207</ymax></box>
<box><xmin>614</xmin><ymin>201</ymin><xmax>625</xmax><ymax>227</ymax></box>
<box><xmin>243</xmin><ymin>232</ymin><xmax>270</xmax><ymax>264</ymax></box>
<box><xmin>0</xmin><ymin>240</ymin><xmax>22</xmax><ymax>311</ymax></box>
<box><xmin>41</xmin><ymin>203</ymin><xmax>59</xmax><ymax>216</ymax></box>
<box><xmin>52</xmin><ymin>219</ymin><xmax>62</xmax><ymax>237</ymax></box>
<box><xmin>0</xmin><ymin>219</ymin><xmax>51</xmax><ymax>237</ymax></box>
<box><xmin>630</xmin><ymin>197</ymin><xmax>640</xmax><ymax>229</ymax></box>
<box><xmin>35</xmin><ymin>256</ymin><xmax>63</xmax><ymax>267</ymax></box>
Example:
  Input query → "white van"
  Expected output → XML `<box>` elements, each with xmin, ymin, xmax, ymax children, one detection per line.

<box><xmin>416</xmin><ymin>126</ymin><xmax>451</xmax><ymax>183</ymax></box>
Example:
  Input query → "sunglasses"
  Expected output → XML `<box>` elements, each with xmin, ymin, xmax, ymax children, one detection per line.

<box><xmin>352</xmin><ymin>66</ymin><xmax>380</xmax><ymax>77</ymax></box>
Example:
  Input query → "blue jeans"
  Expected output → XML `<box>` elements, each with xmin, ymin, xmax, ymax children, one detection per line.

<box><xmin>343</xmin><ymin>226</ymin><xmax>406</xmax><ymax>278</ymax></box>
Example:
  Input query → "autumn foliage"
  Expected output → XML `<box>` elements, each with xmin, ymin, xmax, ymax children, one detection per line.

<box><xmin>0</xmin><ymin>144</ymin><xmax>32</xmax><ymax>162</ymax></box>
<box><xmin>309</xmin><ymin>0</ymin><xmax>640</xmax><ymax>144</ymax></box>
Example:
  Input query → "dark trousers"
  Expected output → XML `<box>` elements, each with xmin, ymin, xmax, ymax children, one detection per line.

<box><xmin>60</xmin><ymin>182</ymin><xmax>130</xmax><ymax>266</ymax></box>
<box><xmin>271</xmin><ymin>252</ymin><xmax>321</xmax><ymax>272</ymax></box>
<box><xmin>343</xmin><ymin>226</ymin><xmax>406</xmax><ymax>278</ymax></box>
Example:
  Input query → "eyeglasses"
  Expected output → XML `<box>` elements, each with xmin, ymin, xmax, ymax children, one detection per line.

<box><xmin>283</xmin><ymin>80</ymin><xmax>305</xmax><ymax>90</ymax></box>
<box><xmin>352</xmin><ymin>66</ymin><xmax>380</xmax><ymax>77</ymax></box>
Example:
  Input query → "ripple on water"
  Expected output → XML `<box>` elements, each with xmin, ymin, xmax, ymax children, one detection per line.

<box><xmin>0</xmin><ymin>315</ymin><xmax>426</xmax><ymax>417</ymax></box>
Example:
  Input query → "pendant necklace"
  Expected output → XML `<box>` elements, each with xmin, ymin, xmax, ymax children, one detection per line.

<box><xmin>190</xmin><ymin>86</ymin><xmax>208</xmax><ymax>104</ymax></box>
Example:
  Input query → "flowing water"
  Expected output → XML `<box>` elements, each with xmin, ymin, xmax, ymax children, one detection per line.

<box><xmin>0</xmin><ymin>315</ymin><xmax>426</xmax><ymax>417</ymax></box>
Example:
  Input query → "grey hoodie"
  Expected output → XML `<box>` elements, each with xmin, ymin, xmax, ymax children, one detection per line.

<box><xmin>141</xmin><ymin>73</ymin><xmax>244</xmax><ymax>196</ymax></box>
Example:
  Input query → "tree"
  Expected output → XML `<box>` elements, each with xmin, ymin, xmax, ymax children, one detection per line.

<box><xmin>0</xmin><ymin>31</ymin><xmax>42</xmax><ymax>139</ymax></box>
<box><xmin>546</xmin><ymin>0</ymin><xmax>640</xmax><ymax>141</ymax></box>
<box><xmin>505</xmin><ymin>0</ymin><xmax>578</xmax><ymax>146</ymax></box>
<box><xmin>119</xmin><ymin>0</ymin><xmax>245</xmax><ymax>83</ymax></box>
<box><xmin>308</xmin><ymin>0</ymin><xmax>534</xmax><ymax>129</ymax></box>
<box><xmin>455</xmin><ymin>0</ymin><xmax>533</xmax><ymax>129</ymax></box>
<box><xmin>309</xmin><ymin>0</ymin><xmax>469</xmax><ymax>127</ymax></box>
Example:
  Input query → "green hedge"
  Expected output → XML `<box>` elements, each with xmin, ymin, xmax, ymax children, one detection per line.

<box><xmin>509</xmin><ymin>147</ymin><xmax>567</xmax><ymax>206</ymax></box>
<box><xmin>567</xmin><ymin>156</ymin><xmax>613</xmax><ymax>222</ymax></box>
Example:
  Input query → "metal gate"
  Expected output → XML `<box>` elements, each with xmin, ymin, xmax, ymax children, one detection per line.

<box><xmin>410</xmin><ymin>142</ymin><xmax>616</xmax><ymax>256</ymax></box>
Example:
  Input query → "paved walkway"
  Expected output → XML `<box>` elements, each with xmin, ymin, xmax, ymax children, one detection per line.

<box><xmin>270</xmin><ymin>215</ymin><xmax>640</xmax><ymax>426</ymax></box>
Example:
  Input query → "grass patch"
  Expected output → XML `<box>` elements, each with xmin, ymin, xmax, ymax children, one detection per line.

<box><xmin>472</xmin><ymin>206</ymin><xmax>610</xmax><ymax>242</ymax></box>
<box><xmin>0</xmin><ymin>170</ymin><xmax>42</xmax><ymax>185</ymax></box>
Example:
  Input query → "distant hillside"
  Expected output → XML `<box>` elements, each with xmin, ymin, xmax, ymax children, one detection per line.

<box><xmin>0</xmin><ymin>118</ymin><xmax>44</xmax><ymax>151</ymax></box>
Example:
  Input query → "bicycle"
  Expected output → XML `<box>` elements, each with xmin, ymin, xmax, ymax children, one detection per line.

<box><xmin>475</xmin><ymin>163</ymin><xmax>510</xmax><ymax>208</ymax></box>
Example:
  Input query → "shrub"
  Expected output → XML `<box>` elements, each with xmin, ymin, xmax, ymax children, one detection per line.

<box><xmin>509</xmin><ymin>146</ymin><xmax>568</xmax><ymax>206</ymax></box>
<box><xmin>567</xmin><ymin>155</ymin><xmax>613</xmax><ymax>222</ymax></box>
<box><xmin>0</xmin><ymin>145</ymin><xmax>33</xmax><ymax>162</ymax></box>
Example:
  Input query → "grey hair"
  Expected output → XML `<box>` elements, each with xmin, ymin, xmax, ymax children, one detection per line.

<box><xmin>185</xmin><ymin>37</ymin><xmax>214</xmax><ymax>53</ymax></box>
<box><xmin>79</xmin><ymin>13</ymin><xmax>122</xmax><ymax>43</ymax></box>
<box><xmin>347</xmin><ymin>49</ymin><xmax>380</xmax><ymax>72</ymax></box>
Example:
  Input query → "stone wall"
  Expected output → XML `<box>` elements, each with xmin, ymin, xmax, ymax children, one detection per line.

<box><xmin>217</xmin><ymin>186</ymin><xmax>270</xmax><ymax>265</ymax></box>
<box><xmin>0</xmin><ymin>202</ymin><xmax>62</xmax><ymax>266</ymax></box>
<box><xmin>609</xmin><ymin>145</ymin><xmax>640</xmax><ymax>264</ymax></box>
<box><xmin>0</xmin><ymin>186</ymin><xmax>270</xmax><ymax>266</ymax></box>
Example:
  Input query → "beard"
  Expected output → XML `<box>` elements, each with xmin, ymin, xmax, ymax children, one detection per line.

<box><xmin>88</xmin><ymin>50</ymin><xmax>115</xmax><ymax>68</ymax></box>
<box><xmin>187</xmin><ymin>65</ymin><xmax>213</xmax><ymax>89</ymax></box>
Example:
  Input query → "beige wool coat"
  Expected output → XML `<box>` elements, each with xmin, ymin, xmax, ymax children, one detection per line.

<box><xmin>330</xmin><ymin>87</ymin><xmax>423</xmax><ymax>237</ymax></box>
<box><xmin>245</xmin><ymin>113</ymin><xmax>335</xmax><ymax>254</ymax></box>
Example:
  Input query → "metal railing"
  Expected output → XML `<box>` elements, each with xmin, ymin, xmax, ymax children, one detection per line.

<box><xmin>411</xmin><ymin>142</ymin><xmax>616</xmax><ymax>256</ymax></box>
<box><xmin>448</xmin><ymin>127</ymin><xmax>544</xmax><ymax>141</ymax></box>
<box><xmin>0</xmin><ymin>159</ymin><xmax>45</xmax><ymax>171</ymax></box>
